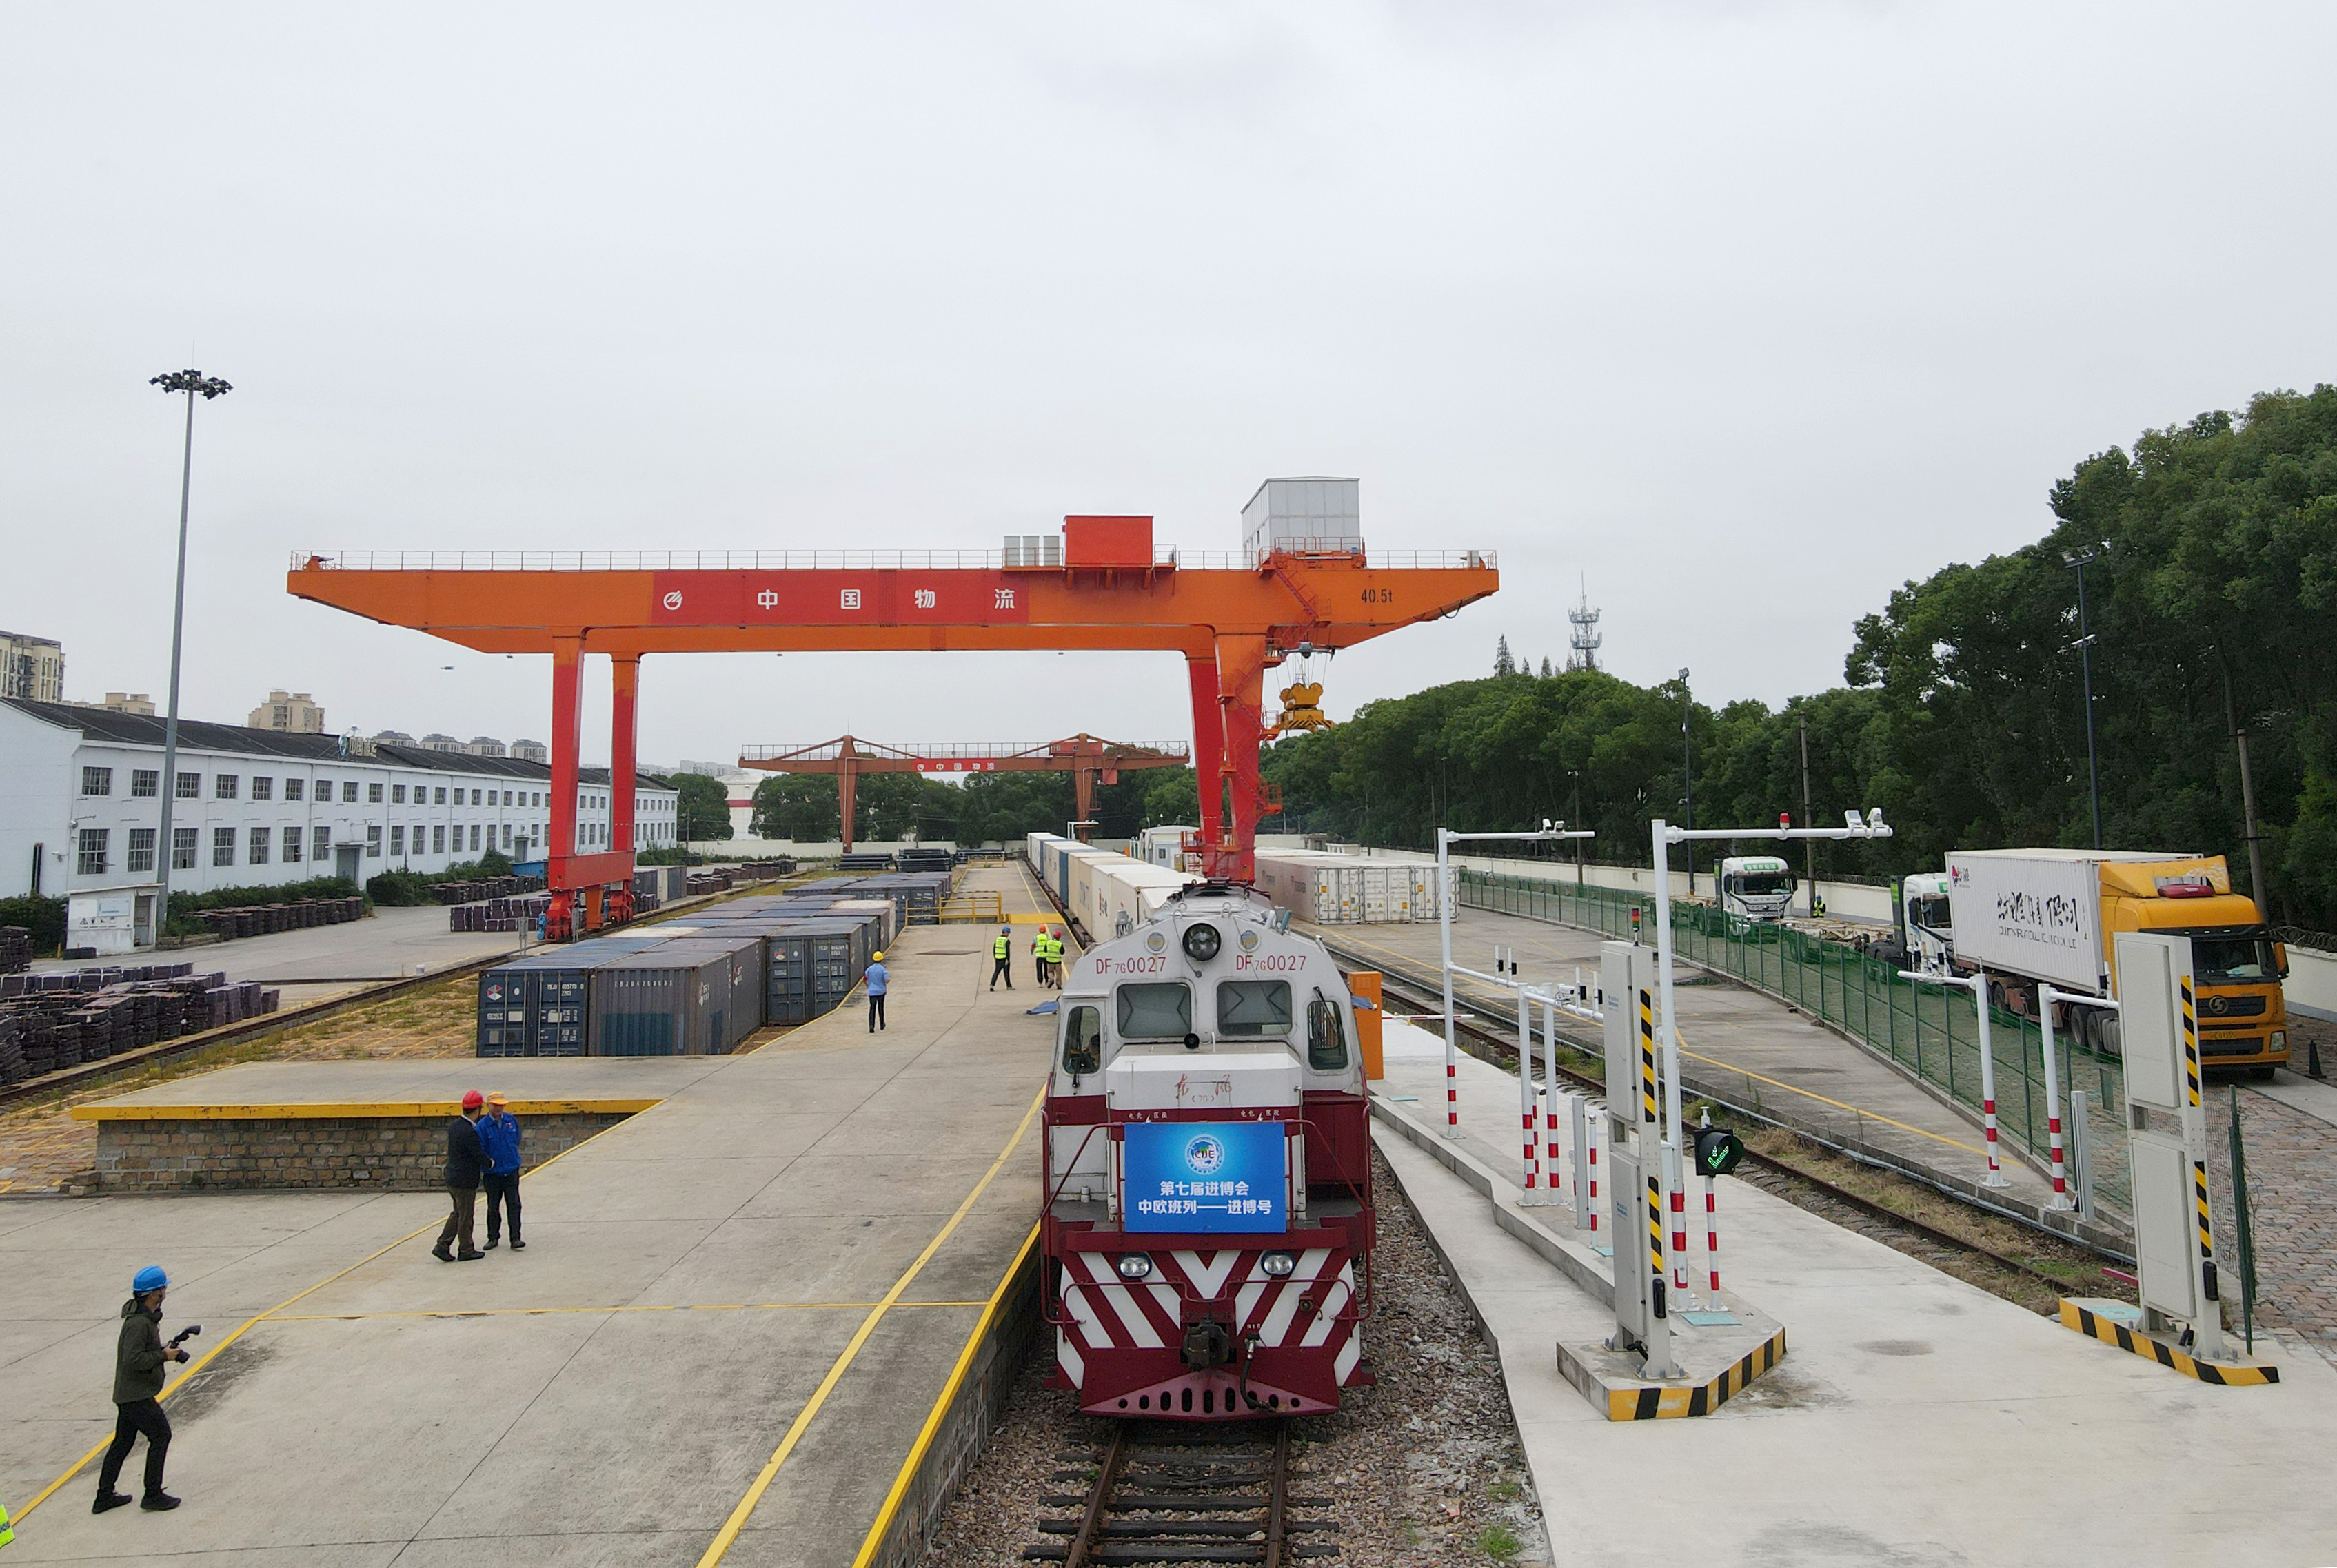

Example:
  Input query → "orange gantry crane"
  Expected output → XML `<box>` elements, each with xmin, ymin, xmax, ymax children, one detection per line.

<box><xmin>287</xmin><ymin>513</ymin><xmax>1495</xmax><ymax>892</ymax></box>
<box><xmin>738</xmin><ymin>735</ymin><xmax>1190</xmax><ymax>852</ymax></box>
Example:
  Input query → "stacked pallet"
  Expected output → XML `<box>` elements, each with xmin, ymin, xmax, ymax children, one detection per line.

<box><xmin>196</xmin><ymin>897</ymin><xmax>365</xmax><ymax>941</ymax></box>
<box><xmin>449</xmin><ymin>893</ymin><xmax>554</xmax><ymax>933</ymax></box>
<box><xmin>0</xmin><ymin>926</ymin><xmax>33</xmax><ymax>974</ymax></box>
<box><xmin>0</xmin><ymin>969</ymin><xmax>276</xmax><ymax>1086</ymax></box>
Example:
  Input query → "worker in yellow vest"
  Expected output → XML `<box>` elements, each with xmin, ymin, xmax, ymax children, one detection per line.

<box><xmin>1031</xmin><ymin>924</ymin><xmax>1051</xmax><ymax>987</ymax></box>
<box><xmin>1047</xmin><ymin>928</ymin><xmax>1068</xmax><ymax>988</ymax></box>
<box><xmin>990</xmin><ymin>926</ymin><xmax>1014</xmax><ymax>991</ymax></box>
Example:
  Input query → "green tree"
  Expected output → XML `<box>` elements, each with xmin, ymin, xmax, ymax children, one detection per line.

<box><xmin>751</xmin><ymin>775</ymin><xmax>838</xmax><ymax>841</ymax></box>
<box><xmin>671</xmin><ymin>772</ymin><xmax>734</xmax><ymax>841</ymax></box>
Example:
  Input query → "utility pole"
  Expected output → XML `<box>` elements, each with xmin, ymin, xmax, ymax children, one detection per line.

<box><xmin>1800</xmin><ymin>711</ymin><xmax>1817</xmax><ymax>915</ymax></box>
<box><xmin>148</xmin><ymin>369</ymin><xmax>234</xmax><ymax>937</ymax></box>
<box><xmin>1679</xmin><ymin>669</ymin><xmax>1695</xmax><ymax>895</ymax></box>
<box><xmin>1569</xmin><ymin>769</ymin><xmax>1586</xmax><ymax>888</ymax></box>
<box><xmin>2062</xmin><ymin>544</ymin><xmax>2109</xmax><ymax>851</ymax></box>
<box><xmin>2218</xmin><ymin>655</ymin><xmax>2271</xmax><ymax>911</ymax></box>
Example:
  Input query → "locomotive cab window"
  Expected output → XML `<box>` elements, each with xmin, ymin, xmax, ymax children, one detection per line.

<box><xmin>1062</xmin><ymin>1004</ymin><xmax>1102</xmax><ymax>1075</ymax></box>
<box><xmin>1306</xmin><ymin>997</ymin><xmax>1349</xmax><ymax>1071</ymax></box>
<box><xmin>1217</xmin><ymin>980</ymin><xmax>1291</xmax><ymax>1038</ymax></box>
<box><xmin>1116</xmin><ymin>982</ymin><xmax>1192</xmax><ymax>1041</ymax></box>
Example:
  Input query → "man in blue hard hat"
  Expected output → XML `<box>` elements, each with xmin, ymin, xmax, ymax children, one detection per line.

<box><xmin>94</xmin><ymin>1265</ymin><xmax>188</xmax><ymax>1514</ymax></box>
<box><xmin>990</xmin><ymin>926</ymin><xmax>1013</xmax><ymax>990</ymax></box>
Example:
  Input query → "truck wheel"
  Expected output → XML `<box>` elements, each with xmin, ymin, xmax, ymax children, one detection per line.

<box><xmin>2096</xmin><ymin>1015</ymin><xmax>2121</xmax><ymax>1057</ymax></box>
<box><xmin>2251</xmin><ymin>1066</ymin><xmax>2278</xmax><ymax>1081</ymax></box>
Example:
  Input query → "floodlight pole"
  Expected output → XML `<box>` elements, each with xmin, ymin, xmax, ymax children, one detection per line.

<box><xmin>1436</xmin><ymin>824</ymin><xmax>1596</xmax><ymax>1141</ymax></box>
<box><xmin>148</xmin><ymin>369</ymin><xmax>232</xmax><ymax>938</ymax></box>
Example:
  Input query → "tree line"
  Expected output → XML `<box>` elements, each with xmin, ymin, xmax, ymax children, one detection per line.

<box><xmin>1262</xmin><ymin>385</ymin><xmax>2337</xmax><ymax>929</ymax></box>
<box><xmin>660</xmin><ymin>767</ymin><xmax>1202</xmax><ymax>846</ymax></box>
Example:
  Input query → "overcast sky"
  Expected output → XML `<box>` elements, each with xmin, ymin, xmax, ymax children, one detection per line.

<box><xmin>5</xmin><ymin>3</ymin><xmax>2331</xmax><ymax>769</ymax></box>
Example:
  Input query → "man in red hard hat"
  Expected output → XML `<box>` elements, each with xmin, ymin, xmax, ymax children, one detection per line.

<box><xmin>433</xmin><ymin>1091</ymin><xmax>487</xmax><ymax>1262</ymax></box>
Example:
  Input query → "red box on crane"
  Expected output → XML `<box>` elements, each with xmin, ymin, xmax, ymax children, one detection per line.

<box><xmin>1062</xmin><ymin>514</ymin><xmax>1153</xmax><ymax>569</ymax></box>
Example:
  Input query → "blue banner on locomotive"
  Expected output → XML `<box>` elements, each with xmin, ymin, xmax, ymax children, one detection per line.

<box><xmin>1042</xmin><ymin>884</ymin><xmax>1376</xmax><ymax>1420</ymax></box>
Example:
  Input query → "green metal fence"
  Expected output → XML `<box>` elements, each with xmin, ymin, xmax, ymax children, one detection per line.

<box><xmin>1455</xmin><ymin>868</ymin><xmax>2132</xmax><ymax>1210</ymax></box>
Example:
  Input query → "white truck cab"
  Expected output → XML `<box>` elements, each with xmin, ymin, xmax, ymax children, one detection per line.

<box><xmin>1717</xmin><ymin>855</ymin><xmax>1797</xmax><ymax>922</ymax></box>
<box><xmin>1900</xmin><ymin>871</ymin><xmax>1954</xmax><ymax>973</ymax></box>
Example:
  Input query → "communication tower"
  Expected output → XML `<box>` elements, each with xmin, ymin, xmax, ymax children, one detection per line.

<box><xmin>1566</xmin><ymin>582</ymin><xmax>1603</xmax><ymax>672</ymax></box>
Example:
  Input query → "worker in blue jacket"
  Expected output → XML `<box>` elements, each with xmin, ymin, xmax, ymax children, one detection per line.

<box><xmin>477</xmin><ymin>1092</ymin><xmax>525</xmax><ymax>1251</ymax></box>
<box><xmin>867</xmin><ymin>951</ymin><xmax>889</xmax><ymax>1032</ymax></box>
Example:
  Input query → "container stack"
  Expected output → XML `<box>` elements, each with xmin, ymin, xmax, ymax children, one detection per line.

<box><xmin>1251</xmin><ymin>850</ymin><xmax>1441</xmax><ymax>925</ymax></box>
<box><xmin>592</xmin><ymin>936</ymin><xmax>766</xmax><ymax>1056</ymax></box>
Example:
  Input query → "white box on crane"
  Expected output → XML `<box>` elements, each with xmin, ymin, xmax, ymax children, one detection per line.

<box><xmin>1243</xmin><ymin>478</ymin><xmax>1362</xmax><ymax>562</ymax></box>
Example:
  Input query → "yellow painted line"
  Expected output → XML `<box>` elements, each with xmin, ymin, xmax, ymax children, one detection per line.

<box><xmin>851</xmin><ymin>1221</ymin><xmax>1040</xmax><ymax>1568</ymax></box>
<box><xmin>694</xmin><ymin>1082</ymin><xmax>1046</xmax><ymax>1568</ymax></box>
<box><xmin>70</xmin><ymin>1098</ymin><xmax>660</xmax><ymax>1121</ymax></box>
<box><xmin>267</xmin><ymin>1300</ymin><xmax>986</xmax><ymax>1322</ymax></box>
<box><xmin>12</xmin><ymin>1098</ymin><xmax>628</xmax><ymax>1523</ymax></box>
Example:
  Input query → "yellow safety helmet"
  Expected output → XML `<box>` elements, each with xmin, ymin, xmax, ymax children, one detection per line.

<box><xmin>871</xmin><ymin>950</ymin><xmax>884</xmax><ymax>961</ymax></box>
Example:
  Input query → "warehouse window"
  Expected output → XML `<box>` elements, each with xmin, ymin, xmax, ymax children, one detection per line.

<box><xmin>432</xmin><ymin>824</ymin><xmax>446</xmax><ymax>853</ymax></box>
<box><xmin>367</xmin><ymin>782</ymin><xmax>383</xmax><ymax>804</ymax></box>
<box><xmin>391</xmin><ymin>783</ymin><xmax>407</xmax><ymax>804</ymax></box>
<box><xmin>213</xmin><ymin>827</ymin><xmax>236</xmax><ymax>866</ymax></box>
<box><xmin>175</xmin><ymin>771</ymin><xmax>200</xmax><ymax>799</ymax></box>
<box><xmin>313</xmin><ymin>826</ymin><xmax>331</xmax><ymax>862</ymax></box>
<box><xmin>215</xmin><ymin>774</ymin><xmax>239</xmax><ymax>799</ymax></box>
<box><xmin>283</xmin><ymin>826</ymin><xmax>303</xmax><ymax>862</ymax></box>
<box><xmin>470</xmin><ymin>823</ymin><xmax>482</xmax><ymax>851</ymax></box>
<box><xmin>366</xmin><ymin>825</ymin><xmax>382</xmax><ymax>858</ymax></box>
<box><xmin>250</xmin><ymin>826</ymin><xmax>271</xmax><ymax>864</ymax></box>
<box><xmin>77</xmin><ymin>828</ymin><xmax>108</xmax><ymax>875</ymax></box>
<box><xmin>390</xmin><ymin>824</ymin><xmax>405</xmax><ymax>856</ymax></box>
<box><xmin>172</xmin><ymin>828</ymin><xmax>197</xmax><ymax>870</ymax></box>
<box><xmin>316</xmin><ymin>777</ymin><xmax>331</xmax><ymax>799</ymax></box>
<box><xmin>1116</xmin><ymin>982</ymin><xmax>1192</xmax><ymax>1041</ymax></box>
<box><xmin>343</xmin><ymin>781</ymin><xmax>359</xmax><ymax>803</ymax></box>
<box><xmin>502</xmin><ymin>823</ymin><xmax>512</xmax><ymax>848</ymax></box>
<box><xmin>472</xmin><ymin>788</ymin><xmax>483</xmax><ymax>805</ymax></box>
<box><xmin>285</xmin><ymin>779</ymin><xmax>305</xmax><ymax>802</ymax></box>
<box><xmin>434</xmin><ymin>786</ymin><xmax>446</xmax><ymax>804</ymax></box>
<box><xmin>81</xmin><ymin>766</ymin><xmax>112</xmax><ymax>796</ymax></box>
<box><xmin>131</xmin><ymin>768</ymin><xmax>159</xmax><ymax>798</ymax></box>
<box><xmin>251</xmin><ymin>776</ymin><xmax>273</xmax><ymax>800</ymax></box>
<box><xmin>125</xmin><ymin>828</ymin><xmax>155</xmax><ymax>873</ymax></box>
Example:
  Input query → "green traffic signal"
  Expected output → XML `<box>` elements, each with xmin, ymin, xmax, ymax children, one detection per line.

<box><xmin>1694</xmin><ymin>1128</ymin><xmax>1745</xmax><ymax>1178</ymax></box>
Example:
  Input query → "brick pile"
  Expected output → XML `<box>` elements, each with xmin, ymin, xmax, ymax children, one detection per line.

<box><xmin>0</xmin><ymin>926</ymin><xmax>32</xmax><ymax>974</ymax></box>
<box><xmin>0</xmin><ymin>965</ymin><xmax>279</xmax><ymax>1086</ymax></box>
<box><xmin>449</xmin><ymin>893</ymin><xmax>554</xmax><ymax>933</ymax></box>
<box><xmin>429</xmin><ymin>875</ymin><xmax>547</xmax><ymax>906</ymax></box>
<box><xmin>196</xmin><ymin>897</ymin><xmax>365</xmax><ymax>941</ymax></box>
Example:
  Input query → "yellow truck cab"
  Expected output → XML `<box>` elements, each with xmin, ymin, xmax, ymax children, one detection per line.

<box><xmin>1944</xmin><ymin>849</ymin><xmax>2289</xmax><ymax>1076</ymax></box>
<box><xmin>2096</xmin><ymin>857</ymin><xmax>2289</xmax><ymax>1073</ymax></box>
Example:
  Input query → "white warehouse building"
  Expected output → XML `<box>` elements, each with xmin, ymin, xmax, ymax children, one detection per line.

<box><xmin>0</xmin><ymin>699</ymin><xmax>679</xmax><ymax>899</ymax></box>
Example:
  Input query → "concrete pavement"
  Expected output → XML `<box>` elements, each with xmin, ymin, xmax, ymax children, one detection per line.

<box><xmin>1374</xmin><ymin>1020</ymin><xmax>2337</xmax><ymax>1565</ymax></box>
<box><xmin>34</xmin><ymin>905</ymin><xmax>528</xmax><ymax>1006</ymax></box>
<box><xmin>0</xmin><ymin>866</ymin><xmax>1058</xmax><ymax>1566</ymax></box>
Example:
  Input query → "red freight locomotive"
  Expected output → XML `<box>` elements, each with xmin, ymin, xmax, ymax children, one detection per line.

<box><xmin>1042</xmin><ymin>882</ymin><xmax>1375</xmax><ymax>1418</ymax></box>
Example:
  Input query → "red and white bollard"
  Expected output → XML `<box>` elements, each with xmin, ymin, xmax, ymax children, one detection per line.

<box><xmin>1667</xmin><ymin>1141</ymin><xmax>1691</xmax><ymax>1296</ymax></box>
<box><xmin>1541</xmin><ymin>997</ymin><xmax>1563</xmax><ymax>1207</ymax></box>
<box><xmin>1703</xmin><ymin>1175</ymin><xmax>1721</xmax><ymax>1298</ymax></box>
<box><xmin>1586</xmin><ymin>1114</ymin><xmax>1600</xmax><ymax>1235</ymax></box>
<box><xmin>1516</xmin><ymin>991</ymin><xmax>1544</xmax><ymax>1201</ymax></box>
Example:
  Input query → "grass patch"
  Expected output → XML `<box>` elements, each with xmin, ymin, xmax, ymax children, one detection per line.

<box><xmin>1479</xmin><ymin>1522</ymin><xmax>1523</xmax><ymax>1560</ymax></box>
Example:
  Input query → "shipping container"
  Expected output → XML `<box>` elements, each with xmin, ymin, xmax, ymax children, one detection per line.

<box><xmin>591</xmin><ymin>936</ymin><xmax>766</xmax><ymax>1056</ymax></box>
<box><xmin>475</xmin><ymin>933</ymin><xmax>672</xmax><ymax>1057</ymax></box>
<box><xmin>1251</xmin><ymin>851</ymin><xmax>1439</xmax><ymax>924</ymax></box>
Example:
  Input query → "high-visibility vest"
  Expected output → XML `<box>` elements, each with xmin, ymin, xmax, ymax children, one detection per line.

<box><xmin>1050</xmin><ymin>935</ymin><xmax>1066</xmax><ymax>961</ymax></box>
<box><xmin>993</xmin><ymin>934</ymin><xmax>1011</xmax><ymax>959</ymax></box>
<box><xmin>1</xmin><ymin>1496</ymin><xmax>14</xmax><ymax>1548</ymax></box>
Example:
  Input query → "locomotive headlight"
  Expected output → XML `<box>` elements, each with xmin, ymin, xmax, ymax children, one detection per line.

<box><xmin>1117</xmin><ymin>1253</ymin><xmax>1154</xmax><ymax>1281</ymax></box>
<box><xmin>1260</xmin><ymin>1250</ymin><xmax>1297</xmax><ymax>1279</ymax></box>
<box><xmin>1182</xmin><ymin>922</ymin><xmax>1222</xmax><ymax>962</ymax></box>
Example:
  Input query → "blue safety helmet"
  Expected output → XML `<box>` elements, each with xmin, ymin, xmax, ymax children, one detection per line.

<box><xmin>132</xmin><ymin>1265</ymin><xmax>169</xmax><ymax>1295</ymax></box>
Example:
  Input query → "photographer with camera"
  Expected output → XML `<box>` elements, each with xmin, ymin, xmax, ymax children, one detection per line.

<box><xmin>94</xmin><ymin>1265</ymin><xmax>198</xmax><ymax>1514</ymax></box>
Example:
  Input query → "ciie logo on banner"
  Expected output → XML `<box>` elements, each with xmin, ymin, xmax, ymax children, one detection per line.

<box><xmin>1184</xmin><ymin>1131</ymin><xmax>1226</xmax><ymax>1176</ymax></box>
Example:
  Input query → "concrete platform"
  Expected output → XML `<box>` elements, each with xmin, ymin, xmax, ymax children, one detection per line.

<box><xmin>1317</xmin><ymin>912</ymin><xmax>2076</xmax><ymax>1219</ymax></box>
<box><xmin>0</xmin><ymin>865</ymin><xmax>1060</xmax><ymax>1567</ymax></box>
<box><xmin>1374</xmin><ymin>1026</ymin><xmax>2337</xmax><ymax>1563</ymax></box>
<box><xmin>35</xmin><ymin>905</ymin><xmax>531</xmax><ymax>1006</ymax></box>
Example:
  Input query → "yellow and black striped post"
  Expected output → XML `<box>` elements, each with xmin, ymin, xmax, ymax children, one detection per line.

<box><xmin>1639</xmin><ymin>987</ymin><xmax>1665</xmax><ymax>1317</ymax></box>
<box><xmin>2180</xmin><ymin>979</ymin><xmax>2221</xmax><ymax>1318</ymax></box>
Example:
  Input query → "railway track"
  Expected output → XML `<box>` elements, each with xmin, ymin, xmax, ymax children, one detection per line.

<box><xmin>1354</xmin><ymin>959</ymin><xmax>2114</xmax><ymax>1305</ymax></box>
<box><xmin>1023</xmin><ymin>1419</ymin><xmax>1337</xmax><ymax>1567</ymax></box>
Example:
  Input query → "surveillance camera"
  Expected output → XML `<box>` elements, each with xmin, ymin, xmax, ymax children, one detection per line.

<box><xmin>1867</xmin><ymin>807</ymin><xmax>1885</xmax><ymax>828</ymax></box>
<box><xmin>1843</xmin><ymin>809</ymin><xmax>1862</xmax><ymax>831</ymax></box>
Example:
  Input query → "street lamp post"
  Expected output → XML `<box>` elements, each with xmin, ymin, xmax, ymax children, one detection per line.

<box><xmin>2062</xmin><ymin>544</ymin><xmax>2110</xmax><ymax>851</ymax></box>
<box><xmin>1678</xmin><ymin>669</ymin><xmax>1695</xmax><ymax>894</ymax></box>
<box><xmin>148</xmin><ymin>369</ymin><xmax>233</xmax><ymax>936</ymax></box>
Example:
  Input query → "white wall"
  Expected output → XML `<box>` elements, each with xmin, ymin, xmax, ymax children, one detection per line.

<box><xmin>0</xmin><ymin>704</ymin><xmax>76</xmax><ymax>897</ymax></box>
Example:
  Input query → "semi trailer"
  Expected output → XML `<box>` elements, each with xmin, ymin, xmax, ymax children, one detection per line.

<box><xmin>1932</xmin><ymin>848</ymin><xmax>2288</xmax><ymax>1075</ymax></box>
